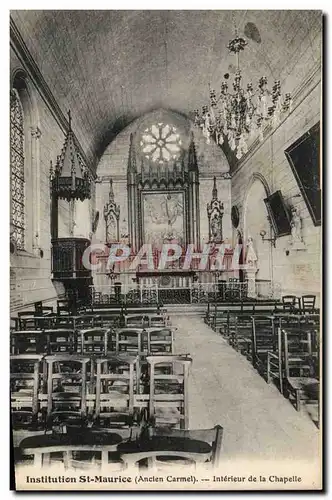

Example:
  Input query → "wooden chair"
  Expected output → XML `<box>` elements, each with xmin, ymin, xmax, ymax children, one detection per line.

<box><xmin>146</xmin><ymin>328</ymin><xmax>174</xmax><ymax>355</ymax></box>
<box><xmin>204</xmin><ymin>302</ymin><xmax>213</xmax><ymax>325</ymax></box>
<box><xmin>79</xmin><ymin>328</ymin><xmax>109</xmax><ymax>355</ymax></box>
<box><xmin>282</xmin><ymin>295</ymin><xmax>298</xmax><ymax>313</ymax></box>
<box><xmin>45</xmin><ymin>329</ymin><xmax>76</xmax><ymax>354</ymax></box>
<box><xmin>54</xmin><ymin>316</ymin><xmax>76</xmax><ymax>329</ymax></box>
<box><xmin>93</xmin><ymin>355</ymin><xmax>138</xmax><ymax>430</ymax></box>
<box><xmin>146</xmin><ymin>355</ymin><xmax>192</xmax><ymax>429</ymax></box>
<box><xmin>10</xmin><ymin>330</ymin><xmax>48</xmax><ymax>355</ymax></box>
<box><xmin>115</xmin><ymin>328</ymin><xmax>143</xmax><ymax>355</ymax></box>
<box><xmin>282</xmin><ymin>328</ymin><xmax>319</xmax><ymax>412</ymax></box>
<box><xmin>19</xmin><ymin>431</ymin><xmax>123</xmax><ymax>469</ymax></box>
<box><xmin>74</xmin><ymin>314</ymin><xmax>103</xmax><ymax>329</ymax></box>
<box><xmin>211</xmin><ymin>305</ymin><xmax>228</xmax><ymax>334</ymax></box>
<box><xmin>57</xmin><ymin>299</ymin><xmax>72</xmax><ymax>316</ymax></box>
<box><xmin>301</xmin><ymin>295</ymin><xmax>316</xmax><ymax>313</ymax></box>
<box><xmin>266</xmin><ymin>322</ymin><xmax>284</xmax><ymax>393</ymax></box>
<box><xmin>10</xmin><ymin>354</ymin><xmax>44</xmax><ymax>429</ymax></box>
<box><xmin>43</xmin><ymin>355</ymin><xmax>90</xmax><ymax>429</ymax></box>
<box><xmin>97</xmin><ymin>313</ymin><xmax>123</xmax><ymax>329</ymax></box>
<box><xmin>17</xmin><ymin>311</ymin><xmax>50</xmax><ymax>331</ymax></box>
<box><xmin>124</xmin><ymin>315</ymin><xmax>147</xmax><ymax>328</ymax></box>
<box><xmin>228</xmin><ymin>314</ymin><xmax>252</xmax><ymax>355</ymax></box>
<box><xmin>251</xmin><ymin>316</ymin><xmax>280</xmax><ymax>377</ymax></box>
<box><xmin>148</xmin><ymin>425</ymin><xmax>223</xmax><ymax>467</ymax></box>
<box><xmin>148</xmin><ymin>314</ymin><xmax>168</xmax><ymax>328</ymax></box>
<box><xmin>119</xmin><ymin>426</ymin><xmax>220</xmax><ymax>471</ymax></box>
<box><xmin>267</xmin><ymin>315</ymin><xmax>319</xmax><ymax>393</ymax></box>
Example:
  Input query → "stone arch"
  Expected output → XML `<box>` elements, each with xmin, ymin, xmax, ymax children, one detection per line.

<box><xmin>242</xmin><ymin>172</ymin><xmax>272</xmax><ymax>283</ymax></box>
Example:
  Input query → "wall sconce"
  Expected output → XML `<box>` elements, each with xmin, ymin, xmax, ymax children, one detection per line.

<box><xmin>259</xmin><ymin>229</ymin><xmax>276</xmax><ymax>248</ymax></box>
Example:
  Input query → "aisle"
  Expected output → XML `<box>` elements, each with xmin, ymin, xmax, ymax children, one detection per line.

<box><xmin>172</xmin><ymin>314</ymin><xmax>320</xmax><ymax>464</ymax></box>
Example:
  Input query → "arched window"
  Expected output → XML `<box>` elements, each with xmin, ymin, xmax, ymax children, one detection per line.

<box><xmin>10</xmin><ymin>88</ymin><xmax>25</xmax><ymax>250</ymax></box>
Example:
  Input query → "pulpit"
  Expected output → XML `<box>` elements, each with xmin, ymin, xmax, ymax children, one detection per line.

<box><xmin>51</xmin><ymin>237</ymin><xmax>92</xmax><ymax>308</ymax></box>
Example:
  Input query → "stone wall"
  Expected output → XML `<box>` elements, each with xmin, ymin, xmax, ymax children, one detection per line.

<box><xmin>10</xmin><ymin>46</ymin><xmax>90</xmax><ymax>313</ymax></box>
<box><xmin>231</xmin><ymin>71</ymin><xmax>321</xmax><ymax>300</ymax></box>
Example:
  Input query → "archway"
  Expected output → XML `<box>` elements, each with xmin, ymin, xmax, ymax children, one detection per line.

<box><xmin>243</xmin><ymin>174</ymin><xmax>272</xmax><ymax>284</ymax></box>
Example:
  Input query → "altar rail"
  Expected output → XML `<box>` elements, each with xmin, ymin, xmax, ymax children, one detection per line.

<box><xmin>90</xmin><ymin>281</ymin><xmax>281</xmax><ymax>306</ymax></box>
<box><xmin>91</xmin><ymin>248</ymin><xmax>235</xmax><ymax>274</ymax></box>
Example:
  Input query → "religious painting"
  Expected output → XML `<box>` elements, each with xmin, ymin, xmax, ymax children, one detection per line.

<box><xmin>264</xmin><ymin>190</ymin><xmax>292</xmax><ymax>237</ymax></box>
<box><xmin>142</xmin><ymin>191</ymin><xmax>185</xmax><ymax>248</ymax></box>
<box><xmin>285</xmin><ymin>122</ymin><xmax>321</xmax><ymax>226</ymax></box>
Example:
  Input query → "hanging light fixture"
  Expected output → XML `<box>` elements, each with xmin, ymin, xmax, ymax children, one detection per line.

<box><xmin>193</xmin><ymin>20</ymin><xmax>292</xmax><ymax>159</ymax></box>
<box><xmin>50</xmin><ymin>110</ymin><xmax>91</xmax><ymax>201</ymax></box>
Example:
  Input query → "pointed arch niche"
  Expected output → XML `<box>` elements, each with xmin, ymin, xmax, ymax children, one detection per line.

<box><xmin>243</xmin><ymin>173</ymin><xmax>272</xmax><ymax>282</ymax></box>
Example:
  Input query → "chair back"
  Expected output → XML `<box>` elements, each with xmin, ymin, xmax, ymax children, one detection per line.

<box><xmin>115</xmin><ymin>328</ymin><xmax>143</xmax><ymax>355</ymax></box>
<box><xmin>44</xmin><ymin>329</ymin><xmax>76</xmax><ymax>354</ymax></box>
<box><xmin>80</xmin><ymin>328</ymin><xmax>109</xmax><ymax>355</ymax></box>
<box><xmin>282</xmin><ymin>327</ymin><xmax>317</xmax><ymax>378</ymax></box>
<box><xmin>146</xmin><ymin>354</ymin><xmax>192</xmax><ymax>429</ymax></box>
<box><xmin>11</xmin><ymin>330</ymin><xmax>47</xmax><ymax>354</ymax></box>
<box><xmin>44</xmin><ymin>354</ymin><xmax>90</xmax><ymax>427</ymax></box>
<box><xmin>17</xmin><ymin>311</ymin><xmax>37</xmax><ymax>330</ymax></box>
<box><xmin>10</xmin><ymin>354</ymin><xmax>44</xmax><ymax>428</ymax></box>
<box><xmin>302</xmin><ymin>295</ymin><xmax>316</xmax><ymax>313</ymax></box>
<box><xmin>124</xmin><ymin>315</ymin><xmax>146</xmax><ymax>328</ymax></box>
<box><xmin>94</xmin><ymin>354</ymin><xmax>138</xmax><ymax>428</ymax></box>
<box><xmin>282</xmin><ymin>295</ymin><xmax>298</xmax><ymax>312</ymax></box>
<box><xmin>148</xmin><ymin>315</ymin><xmax>168</xmax><ymax>327</ymax></box>
<box><xmin>146</xmin><ymin>328</ymin><xmax>174</xmax><ymax>354</ymax></box>
<box><xmin>251</xmin><ymin>316</ymin><xmax>278</xmax><ymax>370</ymax></box>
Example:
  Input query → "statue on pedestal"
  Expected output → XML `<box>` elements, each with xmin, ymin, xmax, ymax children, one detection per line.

<box><xmin>245</xmin><ymin>237</ymin><xmax>258</xmax><ymax>268</ymax></box>
<box><xmin>207</xmin><ymin>177</ymin><xmax>224</xmax><ymax>243</ymax></box>
<box><xmin>289</xmin><ymin>207</ymin><xmax>305</xmax><ymax>250</ymax></box>
<box><xmin>245</xmin><ymin>237</ymin><xmax>258</xmax><ymax>298</ymax></box>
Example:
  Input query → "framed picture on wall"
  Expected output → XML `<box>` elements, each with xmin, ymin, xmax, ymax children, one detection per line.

<box><xmin>264</xmin><ymin>190</ymin><xmax>292</xmax><ymax>238</ymax></box>
<box><xmin>284</xmin><ymin>122</ymin><xmax>321</xmax><ymax>226</ymax></box>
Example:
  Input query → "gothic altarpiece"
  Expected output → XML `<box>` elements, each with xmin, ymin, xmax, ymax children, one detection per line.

<box><xmin>126</xmin><ymin>125</ymin><xmax>200</xmax><ymax>295</ymax></box>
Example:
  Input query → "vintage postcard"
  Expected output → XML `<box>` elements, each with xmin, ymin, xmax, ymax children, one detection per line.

<box><xmin>9</xmin><ymin>9</ymin><xmax>322</xmax><ymax>491</ymax></box>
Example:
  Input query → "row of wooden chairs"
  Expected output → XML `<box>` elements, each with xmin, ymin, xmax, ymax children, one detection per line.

<box><xmin>11</xmin><ymin>353</ymin><xmax>192</xmax><ymax>432</ymax></box>
<box><xmin>205</xmin><ymin>303</ymin><xmax>279</xmax><ymax>334</ymax></box>
<box><xmin>278</xmin><ymin>294</ymin><xmax>318</xmax><ymax>314</ymax></box>
<box><xmin>217</xmin><ymin>313</ymin><xmax>320</xmax><ymax>422</ymax></box>
<box><xmin>11</xmin><ymin>311</ymin><xmax>170</xmax><ymax>332</ymax></box>
<box><xmin>204</xmin><ymin>296</ymin><xmax>318</xmax><ymax>332</ymax></box>
<box><xmin>11</xmin><ymin>327</ymin><xmax>175</xmax><ymax>356</ymax></box>
<box><xmin>16</xmin><ymin>423</ymin><xmax>223</xmax><ymax>471</ymax></box>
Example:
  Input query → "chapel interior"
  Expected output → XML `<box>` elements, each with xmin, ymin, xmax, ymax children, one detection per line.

<box><xmin>10</xmin><ymin>10</ymin><xmax>322</xmax><ymax>480</ymax></box>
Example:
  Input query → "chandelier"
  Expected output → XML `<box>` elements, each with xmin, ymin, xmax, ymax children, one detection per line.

<box><xmin>194</xmin><ymin>26</ymin><xmax>292</xmax><ymax>159</ymax></box>
<box><xmin>50</xmin><ymin>111</ymin><xmax>91</xmax><ymax>201</ymax></box>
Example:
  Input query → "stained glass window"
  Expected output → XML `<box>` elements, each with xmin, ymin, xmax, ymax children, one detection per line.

<box><xmin>140</xmin><ymin>123</ymin><xmax>182</xmax><ymax>164</ymax></box>
<box><xmin>10</xmin><ymin>89</ymin><xmax>25</xmax><ymax>250</ymax></box>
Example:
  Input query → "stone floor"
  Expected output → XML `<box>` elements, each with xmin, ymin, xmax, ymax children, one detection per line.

<box><xmin>172</xmin><ymin>314</ymin><xmax>321</xmax><ymax>465</ymax></box>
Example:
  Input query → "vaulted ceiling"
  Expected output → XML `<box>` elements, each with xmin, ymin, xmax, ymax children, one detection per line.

<box><xmin>10</xmin><ymin>10</ymin><xmax>322</xmax><ymax>171</ymax></box>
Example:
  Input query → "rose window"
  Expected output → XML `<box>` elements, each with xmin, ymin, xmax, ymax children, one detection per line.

<box><xmin>140</xmin><ymin>123</ymin><xmax>182</xmax><ymax>163</ymax></box>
